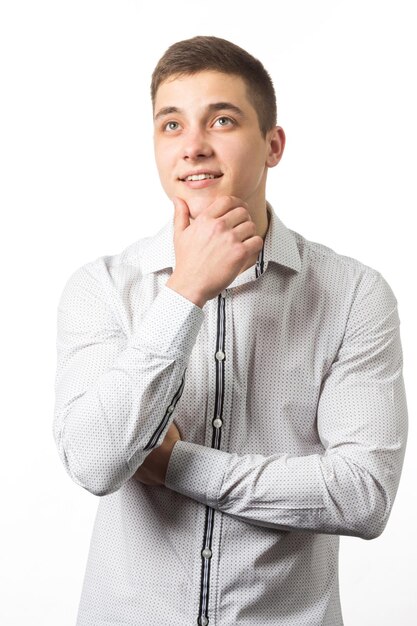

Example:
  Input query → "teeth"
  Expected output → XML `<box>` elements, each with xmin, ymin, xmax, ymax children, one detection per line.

<box><xmin>186</xmin><ymin>173</ymin><xmax>217</xmax><ymax>181</ymax></box>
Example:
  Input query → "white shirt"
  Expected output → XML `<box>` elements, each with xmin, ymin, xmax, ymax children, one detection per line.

<box><xmin>53</xmin><ymin>202</ymin><xmax>408</xmax><ymax>626</ymax></box>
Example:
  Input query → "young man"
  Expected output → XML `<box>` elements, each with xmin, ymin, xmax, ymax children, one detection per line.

<box><xmin>53</xmin><ymin>36</ymin><xmax>408</xmax><ymax>626</ymax></box>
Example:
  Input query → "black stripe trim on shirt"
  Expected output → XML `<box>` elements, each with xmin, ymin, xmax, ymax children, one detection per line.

<box><xmin>255</xmin><ymin>241</ymin><xmax>265</xmax><ymax>278</ymax></box>
<box><xmin>197</xmin><ymin>293</ymin><xmax>226</xmax><ymax>625</ymax></box>
<box><xmin>144</xmin><ymin>369</ymin><xmax>186</xmax><ymax>450</ymax></box>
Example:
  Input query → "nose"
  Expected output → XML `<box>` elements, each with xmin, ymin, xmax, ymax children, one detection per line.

<box><xmin>182</xmin><ymin>126</ymin><xmax>214</xmax><ymax>160</ymax></box>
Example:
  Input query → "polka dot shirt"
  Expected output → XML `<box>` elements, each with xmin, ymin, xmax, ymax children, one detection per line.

<box><xmin>53</xmin><ymin>202</ymin><xmax>408</xmax><ymax>625</ymax></box>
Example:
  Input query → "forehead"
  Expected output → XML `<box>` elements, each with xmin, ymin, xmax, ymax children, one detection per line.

<box><xmin>154</xmin><ymin>70</ymin><xmax>255</xmax><ymax>116</ymax></box>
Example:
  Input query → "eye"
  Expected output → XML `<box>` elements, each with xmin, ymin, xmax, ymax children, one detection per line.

<box><xmin>164</xmin><ymin>121</ymin><xmax>180</xmax><ymax>132</ymax></box>
<box><xmin>214</xmin><ymin>116</ymin><xmax>234</xmax><ymax>127</ymax></box>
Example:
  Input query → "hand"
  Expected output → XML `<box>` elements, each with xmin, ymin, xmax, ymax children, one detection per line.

<box><xmin>166</xmin><ymin>196</ymin><xmax>263</xmax><ymax>308</ymax></box>
<box><xmin>133</xmin><ymin>421</ymin><xmax>182</xmax><ymax>486</ymax></box>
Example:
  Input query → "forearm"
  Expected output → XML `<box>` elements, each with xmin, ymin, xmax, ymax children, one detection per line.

<box><xmin>165</xmin><ymin>434</ymin><xmax>406</xmax><ymax>539</ymax></box>
<box><xmin>54</xmin><ymin>282</ymin><xmax>204</xmax><ymax>496</ymax></box>
<box><xmin>165</xmin><ymin>270</ymin><xmax>408</xmax><ymax>538</ymax></box>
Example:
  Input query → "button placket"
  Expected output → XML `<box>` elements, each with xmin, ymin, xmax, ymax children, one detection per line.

<box><xmin>197</xmin><ymin>292</ymin><xmax>227</xmax><ymax>626</ymax></box>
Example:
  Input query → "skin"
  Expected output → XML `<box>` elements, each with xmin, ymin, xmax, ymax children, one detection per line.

<box><xmin>133</xmin><ymin>69</ymin><xmax>285</xmax><ymax>487</ymax></box>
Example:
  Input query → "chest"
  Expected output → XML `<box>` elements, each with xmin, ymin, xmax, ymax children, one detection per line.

<box><xmin>173</xmin><ymin>274</ymin><xmax>346</xmax><ymax>457</ymax></box>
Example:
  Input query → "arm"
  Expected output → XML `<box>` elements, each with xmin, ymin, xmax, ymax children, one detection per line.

<box><xmin>53</xmin><ymin>196</ymin><xmax>263</xmax><ymax>497</ymax></box>
<box><xmin>165</xmin><ymin>270</ymin><xmax>408</xmax><ymax>539</ymax></box>
<box><xmin>53</xmin><ymin>260</ymin><xmax>204</xmax><ymax>496</ymax></box>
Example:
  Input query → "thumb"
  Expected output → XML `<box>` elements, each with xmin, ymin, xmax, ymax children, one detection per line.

<box><xmin>172</xmin><ymin>196</ymin><xmax>190</xmax><ymax>236</ymax></box>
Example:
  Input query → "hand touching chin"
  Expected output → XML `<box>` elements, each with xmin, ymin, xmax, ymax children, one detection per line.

<box><xmin>181</xmin><ymin>194</ymin><xmax>215</xmax><ymax>219</ymax></box>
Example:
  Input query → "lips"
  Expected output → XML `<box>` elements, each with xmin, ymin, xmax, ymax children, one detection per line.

<box><xmin>178</xmin><ymin>171</ymin><xmax>223</xmax><ymax>181</ymax></box>
<box><xmin>180</xmin><ymin>174</ymin><xmax>224</xmax><ymax>190</ymax></box>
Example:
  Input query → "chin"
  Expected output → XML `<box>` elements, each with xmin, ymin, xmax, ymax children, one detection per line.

<box><xmin>186</xmin><ymin>194</ymin><xmax>217</xmax><ymax>217</ymax></box>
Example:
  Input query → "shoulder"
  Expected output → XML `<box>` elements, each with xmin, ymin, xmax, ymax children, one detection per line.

<box><xmin>288</xmin><ymin>228</ymin><xmax>398</xmax><ymax>314</ymax></box>
<box><xmin>58</xmin><ymin>233</ymin><xmax>155</xmax><ymax>303</ymax></box>
<box><xmin>294</xmin><ymin>229</ymin><xmax>370</xmax><ymax>274</ymax></box>
<box><xmin>294</xmin><ymin>229</ymin><xmax>390</xmax><ymax>286</ymax></box>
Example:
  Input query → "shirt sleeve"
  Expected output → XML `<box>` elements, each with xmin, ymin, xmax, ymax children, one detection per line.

<box><xmin>165</xmin><ymin>269</ymin><xmax>408</xmax><ymax>540</ymax></box>
<box><xmin>53</xmin><ymin>261</ymin><xmax>205</xmax><ymax>496</ymax></box>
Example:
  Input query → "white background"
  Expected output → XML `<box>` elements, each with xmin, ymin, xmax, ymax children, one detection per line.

<box><xmin>1</xmin><ymin>1</ymin><xmax>416</xmax><ymax>624</ymax></box>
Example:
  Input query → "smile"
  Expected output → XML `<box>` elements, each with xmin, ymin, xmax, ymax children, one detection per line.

<box><xmin>179</xmin><ymin>173</ymin><xmax>223</xmax><ymax>182</ymax></box>
<box><xmin>186</xmin><ymin>174</ymin><xmax>216</xmax><ymax>181</ymax></box>
<box><xmin>180</xmin><ymin>174</ymin><xmax>224</xmax><ymax>189</ymax></box>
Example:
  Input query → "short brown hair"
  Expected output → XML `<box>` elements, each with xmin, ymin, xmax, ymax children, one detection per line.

<box><xmin>151</xmin><ymin>36</ymin><xmax>277</xmax><ymax>137</ymax></box>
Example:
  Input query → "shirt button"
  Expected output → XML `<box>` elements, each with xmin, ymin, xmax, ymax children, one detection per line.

<box><xmin>200</xmin><ymin>617</ymin><xmax>209</xmax><ymax>626</ymax></box>
<box><xmin>167</xmin><ymin>405</ymin><xmax>174</xmax><ymax>413</ymax></box>
<box><xmin>215</xmin><ymin>350</ymin><xmax>225</xmax><ymax>361</ymax></box>
<box><xmin>201</xmin><ymin>547</ymin><xmax>212</xmax><ymax>559</ymax></box>
<box><xmin>221</xmin><ymin>289</ymin><xmax>227</xmax><ymax>298</ymax></box>
<box><xmin>213</xmin><ymin>418</ymin><xmax>223</xmax><ymax>428</ymax></box>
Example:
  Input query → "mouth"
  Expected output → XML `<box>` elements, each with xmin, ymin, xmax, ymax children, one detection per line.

<box><xmin>178</xmin><ymin>173</ymin><xmax>223</xmax><ymax>182</ymax></box>
<box><xmin>178</xmin><ymin>172</ymin><xmax>224</xmax><ymax>190</ymax></box>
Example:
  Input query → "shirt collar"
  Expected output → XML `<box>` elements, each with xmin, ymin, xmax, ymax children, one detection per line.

<box><xmin>263</xmin><ymin>201</ymin><xmax>301</xmax><ymax>273</ymax></box>
<box><xmin>139</xmin><ymin>201</ymin><xmax>301</xmax><ymax>275</ymax></box>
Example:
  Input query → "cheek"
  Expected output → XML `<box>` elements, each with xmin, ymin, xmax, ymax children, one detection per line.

<box><xmin>228</xmin><ymin>139</ymin><xmax>264</xmax><ymax>172</ymax></box>
<box><xmin>232</xmin><ymin>156</ymin><xmax>265</xmax><ymax>189</ymax></box>
<box><xmin>155</xmin><ymin>150</ymin><xmax>175</xmax><ymax>185</ymax></box>
<box><xmin>155</xmin><ymin>139</ymin><xmax>172</xmax><ymax>163</ymax></box>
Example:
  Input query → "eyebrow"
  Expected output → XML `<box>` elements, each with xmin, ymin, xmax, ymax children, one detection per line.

<box><xmin>154</xmin><ymin>102</ymin><xmax>246</xmax><ymax>121</ymax></box>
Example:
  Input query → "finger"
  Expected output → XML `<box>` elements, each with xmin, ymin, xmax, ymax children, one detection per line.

<box><xmin>241</xmin><ymin>234</ymin><xmax>264</xmax><ymax>256</ymax></box>
<box><xmin>220</xmin><ymin>205</ymin><xmax>253</xmax><ymax>230</ymax></box>
<box><xmin>232</xmin><ymin>220</ymin><xmax>258</xmax><ymax>242</ymax></box>
<box><xmin>172</xmin><ymin>197</ymin><xmax>191</xmax><ymax>239</ymax></box>
<box><xmin>204</xmin><ymin>195</ymin><xmax>249</xmax><ymax>219</ymax></box>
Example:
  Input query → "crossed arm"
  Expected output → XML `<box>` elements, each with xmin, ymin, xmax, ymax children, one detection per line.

<box><xmin>134</xmin><ymin>276</ymin><xmax>408</xmax><ymax>539</ymax></box>
<box><xmin>133</xmin><ymin>421</ymin><xmax>181</xmax><ymax>486</ymax></box>
<box><xmin>53</xmin><ymin>262</ymin><xmax>408</xmax><ymax>539</ymax></box>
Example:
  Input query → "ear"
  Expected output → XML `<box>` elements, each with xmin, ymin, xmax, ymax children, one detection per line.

<box><xmin>266</xmin><ymin>126</ymin><xmax>286</xmax><ymax>168</ymax></box>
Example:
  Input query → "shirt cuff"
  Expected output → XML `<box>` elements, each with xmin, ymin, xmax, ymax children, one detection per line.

<box><xmin>165</xmin><ymin>440</ymin><xmax>229</xmax><ymax>507</ymax></box>
<box><xmin>129</xmin><ymin>284</ymin><xmax>205</xmax><ymax>360</ymax></box>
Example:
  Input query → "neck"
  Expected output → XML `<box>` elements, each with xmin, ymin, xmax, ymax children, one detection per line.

<box><xmin>255</xmin><ymin>203</ymin><xmax>270</xmax><ymax>241</ymax></box>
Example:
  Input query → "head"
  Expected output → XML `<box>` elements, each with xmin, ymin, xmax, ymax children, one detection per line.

<box><xmin>151</xmin><ymin>36</ymin><xmax>277</xmax><ymax>139</ymax></box>
<box><xmin>151</xmin><ymin>36</ymin><xmax>285</xmax><ymax>219</ymax></box>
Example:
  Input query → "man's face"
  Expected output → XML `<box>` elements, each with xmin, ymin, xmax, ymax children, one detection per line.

<box><xmin>153</xmin><ymin>70</ymin><xmax>283</xmax><ymax>218</ymax></box>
